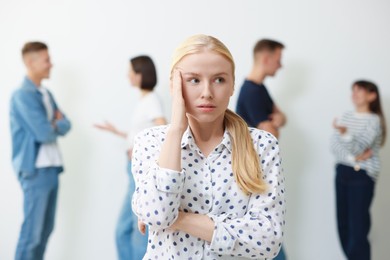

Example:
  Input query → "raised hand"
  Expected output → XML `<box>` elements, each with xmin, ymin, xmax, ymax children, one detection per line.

<box><xmin>94</xmin><ymin>121</ymin><xmax>118</xmax><ymax>133</ymax></box>
<box><xmin>170</xmin><ymin>69</ymin><xmax>188</xmax><ymax>133</ymax></box>
<box><xmin>93</xmin><ymin>121</ymin><xmax>127</xmax><ymax>138</ymax></box>
<box><xmin>157</xmin><ymin>69</ymin><xmax>187</xmax><ymax>172</ymax></box>
<box><xmin>333</xmin><ymin>118</ymin><xmax>347</xmax><ymax>135</ymax></box>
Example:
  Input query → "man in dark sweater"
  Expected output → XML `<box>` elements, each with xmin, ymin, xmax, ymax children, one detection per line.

<box><xmin>236</xmin><ymin>39</ymin><xmax>286</xmax><ymax>139</ymax></box>
<box><xmin>236</xmin><ymin>39</ymin><xmax>287</xmax><ymax>260</ymax></box>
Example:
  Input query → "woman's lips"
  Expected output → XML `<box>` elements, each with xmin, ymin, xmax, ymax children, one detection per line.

<box><xmin>197</xmin><ymin>104</ymin><xmax>216</xmax><ymax>112</ymax></box>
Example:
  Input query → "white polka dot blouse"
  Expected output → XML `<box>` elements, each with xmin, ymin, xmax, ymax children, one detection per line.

<box><xmin>132</xmin><ymin>125</ymin><xmax>286</xmax><ymax>259</ymax></box>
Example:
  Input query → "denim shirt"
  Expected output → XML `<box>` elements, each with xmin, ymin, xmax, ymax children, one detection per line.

<box><xmin>10</xmin><ymin>77</ymin><xmax>71</xmax><ymax>176</ymax></box>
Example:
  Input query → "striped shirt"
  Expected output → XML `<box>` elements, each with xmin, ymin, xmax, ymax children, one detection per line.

<box><xmin>330</xmin><ymin>111</ymin><xmax>382</xmax><ymax>180</ymax></box>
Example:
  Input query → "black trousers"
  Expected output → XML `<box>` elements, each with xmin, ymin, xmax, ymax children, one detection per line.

<box><xmin>335</xmin><ymin>164</ymin><xmax>375</xmax><ymax>260</ymax></box>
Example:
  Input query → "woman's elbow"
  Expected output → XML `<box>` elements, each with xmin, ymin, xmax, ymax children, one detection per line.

<box><xmin>132</xmin><ymin>199</ymin><xmax>178</xmax><ymax>229</ymax></box>
<box><xmin>138</xmin><ymin>211</ymin><xmax>177</xmax><ymax>229</ymax></box>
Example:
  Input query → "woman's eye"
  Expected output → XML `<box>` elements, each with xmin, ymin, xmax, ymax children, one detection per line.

<box><xmin>188</xmin><ymin>78</ymin><xmax>200</xmax><ymax>84</ymax></box>
<box><xmin>215</xmin><ymin>77</ymin><xmax>225</xmax><ymax>84</ymax></box>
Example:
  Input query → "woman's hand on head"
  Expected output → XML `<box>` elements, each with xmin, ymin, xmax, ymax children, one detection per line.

<box><xmin>158</xmin><ymin>70</ymin><xmax>187</xmax><ymax>171</ymax></box>
<box><xmin>170</xmin><ymin>69</ymin><xmax>188</xmax><ymax>133</ymax></box>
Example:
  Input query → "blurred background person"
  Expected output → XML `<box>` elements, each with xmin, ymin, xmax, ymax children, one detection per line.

<box><xmin>331</xmin><ymin>80</ymin><xmax>386</xmax><ymax>260</ymax></box>
<box><xmin>10</xmin><ymin>41</ymin><xmax>71</xmax><ymax>260</ymax></box>
<box><xmin>94</xmin><ymin>55</ymin><xmax>166</xmax><ymax>260</ymax></box>
<box><xmin>236</xmin><ymin>39</ymin><xmax>287</xmax><ymax>260</ymax></box>
<box><xmin>132</xmin><ymin>33</ymin><xmax>285</xmax><ymax>260</ymax></box>
<box><xmin>236</xmin><ymin>39</ymin><xmax>286</xmax><ymax>139</ymax></box>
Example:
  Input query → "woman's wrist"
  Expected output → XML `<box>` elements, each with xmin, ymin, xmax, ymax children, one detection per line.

<box><xmin>168</xmin><ymin>125</ymin><xmax>187</xmax><ymax>136</ymax></box>
<box><xmin>170</xmin><ymin>211</ymin><xmax>184</xmax><ymax>230</ymax></box>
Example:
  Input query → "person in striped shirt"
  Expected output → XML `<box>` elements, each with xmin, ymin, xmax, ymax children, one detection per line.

<box><xmin>331</xmin><ymin>80</ymin><xmax>386</xmax><ymax>260</ymax></box>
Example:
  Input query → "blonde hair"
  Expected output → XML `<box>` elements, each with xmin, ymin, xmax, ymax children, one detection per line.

<box><xmin>171</xmin><ymin>34</ymin><xmax>267</xmax><ymax>194</ymax></box>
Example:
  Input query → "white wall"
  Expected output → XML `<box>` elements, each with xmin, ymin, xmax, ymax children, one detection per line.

<box><xmin>1</xmin><ymin>0</ymin><xmax>389</xmax><ymax>259</ymax></box>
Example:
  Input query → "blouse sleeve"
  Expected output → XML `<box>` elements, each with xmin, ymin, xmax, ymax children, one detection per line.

<box><xmin>208</xmin><ymin>133</ymin><xmax>285</xmax><ymax>259</ymax></box>
<box><xmin>131</xmin><ymin>127</ymin><xmax>185</xmax><ymax>229</ymax></box>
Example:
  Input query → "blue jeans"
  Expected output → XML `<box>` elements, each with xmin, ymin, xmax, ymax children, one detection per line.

<box><xmin>15</xmin><ymin>167</ymin><xmax>60</xmax><ymax>260</ymax></box>
<box><xmin>273</xmin><ymin>245</ymin><xmax>286</xmax><ymax>260</ymax></box>
<box><xmin>115</xmin><ymin>161</ymin><xmax>148</xmax><ymax>260</ymax></box>
<box><xmin>336</xmin><ymin>164</ymin><xmax>374</xmax><ymax>260</ymax></box>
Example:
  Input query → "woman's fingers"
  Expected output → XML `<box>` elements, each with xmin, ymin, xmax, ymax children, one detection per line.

<box><xmin>170</xmin><ymin>69</ymin><xmax>188</xmax><ymax>131</ymax></box>
<box><xmin>93</xmin><ymin>123</ymin><xmax>109</xmax><ymax>130</ymax></box>
<box><xmin>172</xmin><ymin>69</ymin><xmax>182</xmax><ymax>94</ymax></box>
<box><xmin>332</xmin><ymin>118</ymin><xmax>338</xmax><ymax>128</ymax></box>
<box><xmin>138</xmin><ymin>220</ymin><xmax>146</xmax><ymax>235</ymax></box>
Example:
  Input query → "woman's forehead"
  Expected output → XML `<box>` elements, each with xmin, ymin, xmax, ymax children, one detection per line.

<box><xmin>177</xmin><ymin>51</ymin><xmax>233</xmax><ymax>75</ymax></box>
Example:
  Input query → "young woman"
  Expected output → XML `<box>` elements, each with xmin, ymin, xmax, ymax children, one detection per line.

<box><xmin>94</xmin><ymin>55</ymin><xmax>166</xmax><ymax>260</ymax></box>
<box><xmin>331</xmin><ymin>80</ymin><xmax>386</xmax><ymax>260</ymax></box>
<box><xmin>132</xmin><ymin>35</ymin><xmax>285</xmax><ymax>259</ymax></box>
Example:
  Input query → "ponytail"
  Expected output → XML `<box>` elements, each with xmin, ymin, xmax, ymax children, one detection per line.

<box><xmin>224</xmin><ymin>109</ymin><xmax>267</xmax><ymax>194</ymax></box>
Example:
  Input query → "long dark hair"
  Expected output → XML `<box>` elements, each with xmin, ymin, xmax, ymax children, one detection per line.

<box><xmin>353</xmin><ymin>80</ymin><xmax>386</xmax><ymax>146</ymax></box>
<box><xmin>130</xmin><ymin>55</ymin><xmax>157</xmax><ymax>91</ymax></box>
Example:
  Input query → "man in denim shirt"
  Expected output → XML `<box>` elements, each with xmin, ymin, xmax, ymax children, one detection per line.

<box><xmin>10</xmin><ymin>42</ymin><xmax>71</xmax><ymax>260</ymax></box>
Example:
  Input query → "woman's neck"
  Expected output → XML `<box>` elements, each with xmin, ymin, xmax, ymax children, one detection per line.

<box><xmin>188</xmin><ymin>116</ymin><xmax>225</xmax><ymax>157</ymax></box>
<box><xmin>355</xmin><ymin>104</ymin><xmax>371</xmax><ymax>113</ymax></box>
<box><xmin>140</xmin><ymin>89</ymin><xmax>152</xmax><ymax>97</ymax></box>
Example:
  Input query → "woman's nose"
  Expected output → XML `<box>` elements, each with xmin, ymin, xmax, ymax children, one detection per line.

<box><xmin>201</xmin><ymin>83</ymin><xmax>213</xmax><ymax>99</ymax></box>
